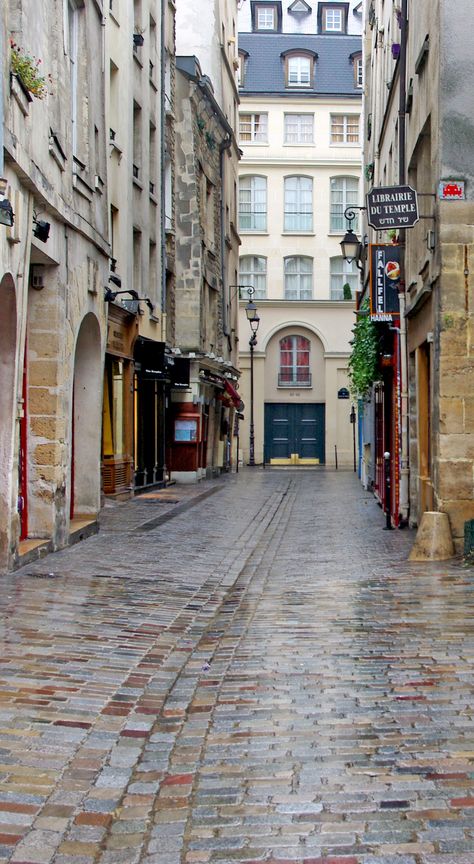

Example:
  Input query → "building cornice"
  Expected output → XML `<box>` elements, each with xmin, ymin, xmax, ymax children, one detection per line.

<box><xmin>239</xmin><ymin>156</ymin><xmax>363</xmax><ymax>168</ymax></box>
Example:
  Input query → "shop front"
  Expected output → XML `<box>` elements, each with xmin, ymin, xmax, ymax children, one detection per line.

<box><xmin>101</xmin><ymin>305</ymin><xmax>138</xmax><ymax>497</ymax></box>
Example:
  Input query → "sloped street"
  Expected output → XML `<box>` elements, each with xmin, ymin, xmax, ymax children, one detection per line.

<box><xmin>1</xmin><ymin>470</ymin><xmax>474</xmax><ymax>864</ymax></box>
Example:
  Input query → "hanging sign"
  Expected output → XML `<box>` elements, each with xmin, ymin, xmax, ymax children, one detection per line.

<box><xmin>370</xmin><ymin>244</ymin><xmax>401</xmax><ymax>322</ymax></box>
<box><xmin>366</xmin><ymin>185</ymin><xmax>419</xmax><ymax>229</ymax></box>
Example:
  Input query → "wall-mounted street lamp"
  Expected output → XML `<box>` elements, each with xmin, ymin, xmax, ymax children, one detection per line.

<box><xmin>340</xmin><ymin>206</ymin><xmax>367</xmax><ymax>271</ymax></box>
<box><xmin>0</xmin><ymin>179</ymin><xmax>14</xmax><ymax>228</ymax></box>
<box><xmin>104</xmin><ymin>287</ymin><xmax>154</xmax><ymax>314</ymax></box>
<box><xmin>245</xmin><ymin>287</ymin><xmax>260</xmax><ymax>467</ymax></box>
<box><xmin>33</xmin><ymin>218</ymin><xmax>50</xmax><ymax>243</ymax></box>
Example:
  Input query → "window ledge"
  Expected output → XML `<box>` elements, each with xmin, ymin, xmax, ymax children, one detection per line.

<box><xmin>330</xmin><ymin>142</ymin><xmax>361</xmax><ymax>147</ymax></box>
<box><xmin>133</xmin><ymin>176</ymin><xmax>143</xmax><ymax>190</ymax></box>
<box><xmin>239</xmin><ymin>230</ymin><xmax>269</xmax><ymax>235</ymax></box>
<box><xmin>278</xmin><ymin>383</ymin><xmax>312</xmax><ymax>389</ymax></box>
<box><xmin>282</xmin><ymin>231</ymin><xmax>315</xmax><ymax>236</ymax></box>
<box><xmin>238</xmin><ymin>141</ymin><xmax>269</xmax><ymax>146</ymax></box>
<box><xmin>283</xmin><ymin>142</ymin><xmax>315</xmax><ymax>147</ymax></box>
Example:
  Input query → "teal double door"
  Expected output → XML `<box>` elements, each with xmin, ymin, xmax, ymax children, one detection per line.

<box><xmin>264</xmin><ymin>403</ymin><xmax>325</xmax><ymax>464</ymax></box>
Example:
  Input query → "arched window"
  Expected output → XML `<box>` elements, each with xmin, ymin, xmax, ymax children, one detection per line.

<box><xmin>330</xmin><ymin>256</ymin><xmax>358</xmax><ymax>300</ymax></box>
<box><xmin>279</xmin><ymin>335</ymin><xmax>311</xmax><ymax>386</ymax></box>
<box><xmin>239</xmin><ymin>256</ymin><xmax>267</xmax><ymax>299</ymax></box>
<box><xmin>239</xmin><ymin>176</ymin><xmax>267</xmax><ymax>231</ymax></box>
<box><xmin>330</xmin><ymin>176</ymin><xmax>359</xmax><ymax>232</ymax></box>
<box><xmin>284</xmin><ymin>176</ymin><xmax>313</xmax><ymax>232</ymax></box>
<box><xmin>284</xmin><ymin>256</ymin><xmax>313</xmax><ymax>300</ymax></box>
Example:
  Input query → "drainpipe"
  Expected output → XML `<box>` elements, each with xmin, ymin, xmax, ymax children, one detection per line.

<box><xmin>160</xmin><ymin>3</ymin><xmax>167</xmax><ymax>482</ymax></box>
<box><xmin>398</xmin><ymin>0</ymin><xmax>409</xmax><ymax>523</ymax></box>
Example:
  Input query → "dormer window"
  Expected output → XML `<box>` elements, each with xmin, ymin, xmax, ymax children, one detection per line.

<box><xmin>282</xmin><ymin>49</ymin><xmax>317</xmax><ymax>88</ymax></box>
<box><xmin>251</xmin><ymin>1</ymin><xmax>282</xmax><ymax>31</ymax></box>
<box><xmin>288</xmin><ymin>0</ymin><xmax>312</xmax><ymax>14</ymax></box>
<box><xmin>350</xmin><ymin>51</ymin><xmax>363</xmax><ymax>88</ymax></box>
<box><xmin>318</xmin><ymin>3</ymin><xmax>349</xmax><ymax>33</ymax></box>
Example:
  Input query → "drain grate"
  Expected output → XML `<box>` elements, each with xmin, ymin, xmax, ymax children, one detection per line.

<box><xmin>26</xmin><ymin>572</ymin><xmax>61</xmax><ymax>579</ymax></box>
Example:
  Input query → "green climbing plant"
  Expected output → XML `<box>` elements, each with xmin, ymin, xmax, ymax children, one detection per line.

<box><xmin>347</xmin><ymin>299</ymin><xmax>380</xmax><ymax>398</ymax></box>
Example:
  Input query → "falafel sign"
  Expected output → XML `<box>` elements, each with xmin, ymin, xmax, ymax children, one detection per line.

<box><xmin>366</xmin><ymin>185</ymin><xmax>419</xmax><ymax>230</ymax></box>
<box><xmin>370</xmin><ymin>244</ymin><xmax>401</xmax><ymax>322</ymax></box>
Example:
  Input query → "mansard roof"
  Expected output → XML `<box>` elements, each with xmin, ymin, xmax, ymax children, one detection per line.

<box><xmin>238</xmin><ymin>33</ymin><xmax>362</xmax><ymax>97</ymax></box>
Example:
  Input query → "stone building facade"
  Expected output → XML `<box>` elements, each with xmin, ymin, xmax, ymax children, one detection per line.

<box><xmin>169</xmin><ymin>0</ymin><xmax>242</xmax><ymax>482</ymax></box>
<box><xmin>236</xmin><ymin>0</ymin><xmax>363</xmax><ymax>467</ymax></box>
<box><xmin>363</xmin><ymin>0</ymin><xmax>474</xmax><ymax>549</ymax></box>
<box><xmin>1</xmin><ymin>0</ymin><xmax>109</xmax><ymax>572</ymax></box>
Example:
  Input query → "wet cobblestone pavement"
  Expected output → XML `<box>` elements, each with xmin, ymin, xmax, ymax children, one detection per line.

<box><xmin>1</xmin><ymin>469</ymin><xmax>474</xmax><ymax>864</ymax></box>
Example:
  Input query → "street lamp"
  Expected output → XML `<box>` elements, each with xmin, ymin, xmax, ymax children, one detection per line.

<box><xmin>340</xmin><ymin>206</ymin><xmax>367</xmax><ymax>271</ymax></box>
<box><xmin>245</xmin><ymin>288</ymin><xmax>260</xmax><ymax>466</ymax></box>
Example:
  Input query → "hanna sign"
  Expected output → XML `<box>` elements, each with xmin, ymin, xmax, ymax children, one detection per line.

<box><xmin>366</xmin><ymin>185</ymin><xmax>419</xmax><ymax>230</ymax></box>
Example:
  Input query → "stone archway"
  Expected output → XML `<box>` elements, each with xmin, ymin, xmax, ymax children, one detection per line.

<box><xmin>70</xmin><ymin>313</ymin><xmax>102</xmax><ymax>518</ymax></box>
<box><xmin>0</xmin><ymin>274</ymin><xmax>18</xmax><ymax>572</ymax></box>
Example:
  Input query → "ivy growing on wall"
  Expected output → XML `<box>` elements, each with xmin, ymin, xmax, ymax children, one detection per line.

<box><xmin>347</xmin><ymin>299</ymin><xmax>380</xmax><ymax>398</ymax></box>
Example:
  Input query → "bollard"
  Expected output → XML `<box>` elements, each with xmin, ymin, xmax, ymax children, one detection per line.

<box><xmin>383</xmin><ymin>451</ymin><xmax>393</xmax><ymax>530</ymax></box>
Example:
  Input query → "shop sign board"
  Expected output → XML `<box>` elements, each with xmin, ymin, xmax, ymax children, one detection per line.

<box><xmin>366</xmin><ymin>185</ymin><xmax>419</xmax><ymax>230</ymax></box>
<box><xmin>370</xmin><ymin>244</ymin><xmax>401</xmax><ymax>322</ymax></box>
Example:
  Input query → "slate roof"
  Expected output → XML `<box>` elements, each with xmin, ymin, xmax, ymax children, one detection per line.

<box><xmin>238</xmin><ymin>33</ymin><xmax>362</xmax><ymax>97</ymax></box>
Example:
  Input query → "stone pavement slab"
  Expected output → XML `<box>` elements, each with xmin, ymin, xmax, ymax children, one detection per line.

<box><xmin>0</xmin><ymin>470</ymin><xmax>473</xmax><ymax>863</ymax></box>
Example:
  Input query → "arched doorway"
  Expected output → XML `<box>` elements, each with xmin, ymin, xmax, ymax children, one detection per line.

<box><xmin>0</xmin><ymin>274</ymin><xmax>17</xmax><ymax>571</ymax></box>
<box><xmin>70</xmin><ymin>313</ymin><xmax>102</xmax><ymax>520</ymax></box>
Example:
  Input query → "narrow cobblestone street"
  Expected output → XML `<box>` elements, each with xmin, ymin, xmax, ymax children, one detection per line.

<box><xmin>1</xmin><ymin>469</ymin><xmax>474</xmax><ymax>864</ymax></box>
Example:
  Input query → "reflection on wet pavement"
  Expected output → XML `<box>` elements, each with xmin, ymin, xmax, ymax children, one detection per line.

<box><xmin>0</xmin><ymin>470</ymin><xmax>473</xmax><ymax>863</ymax></box>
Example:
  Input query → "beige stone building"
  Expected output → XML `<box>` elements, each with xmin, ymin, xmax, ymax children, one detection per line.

<box><xmin>1</xmin><ymin>0</ymin><xmax>110</xmax><ymax>572</ymax></box>
<box><xmin>102</xmin><ymin>0</ymin><xmax>173</xmax><ymax>497</ymax></box>
<box><xmin>168</xmin><ymin>0</ymin><xmax>242</xmax><ymax>482</ymax></box>
<box><xmin>363</xmin><ymin>0</ymin><xmax>474</xmax><ymax>549</ymax></box>
<box><xmin>237</xmin><ymin>0</ymin><xmax>362</xmax><ymax>467</ymax></box>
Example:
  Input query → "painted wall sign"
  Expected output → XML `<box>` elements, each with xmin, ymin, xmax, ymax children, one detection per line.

<box><xmin>439</xmin><ymin>180</ymin><xmax>465</xmax><ymax>200</ymax></box>
<box><xmin>366</xmin><ymin>185</ymin><xmax>419</xmax><ymax>229</ymax></box>
<box><xmin>369</xmin><ymin>244</ymin><xmax>401</xmax><ymax>321</ymax></box>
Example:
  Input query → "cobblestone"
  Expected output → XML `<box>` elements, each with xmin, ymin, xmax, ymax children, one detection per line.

<box><xmin>0</xmin><ymin>471</ymin><xmax>472</xmax><ymax>862</ymax></box>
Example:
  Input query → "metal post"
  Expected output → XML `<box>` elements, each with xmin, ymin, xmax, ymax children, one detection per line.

<box><xmin>350</xmin><ymin>405</ymin><xmax>357</xmax><ymax>472</ymax></box>
<box><xmin>383</xmin><ymin>451</ymin><xmax>393</xmax><ymax>530</ymax></box>
<box><xmin>249</xmin><ymin>334</ymin><xmax>256</xmax><ymax>466</ymax></box>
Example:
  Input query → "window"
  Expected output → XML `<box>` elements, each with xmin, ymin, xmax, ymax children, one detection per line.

<box><xmin>330</xmin><ymin>257</ymin><xmax>358</xmax><ymax>299</ymax></box>
<box><xmin>239</xmin><ymin>256</ymin><xmax>267</xmax><ymax>299</ymax></box>
<box><xmin>330</xmin><ymin>177</ymin><xmax>359</xmax><ymax>233</ymax></box>
<box><xmin>252</xmin><ymin>2</ymin><xmax>281</xmax><ymax>31</ymax></box>
<box><xmin>284</xmin><ymin>113</ymin><xmax>314</xmax><ymax>144</ymax></box>
<box><xmin>279</xmin><ymin>336</ymin><xmax>311</xmax><ymax>386</ymax></box>
<box><xmin>319</xmin><ymin>3</ymin><xmax>348</xmax><ymax>33</ymax></box>
<box><xmin>239</xmin><ymin>112</ymin><xmax>268</xmax><ymax>143</ymax></box>
<box><xmin>284</xmin><ymin>256</ymin><xmax>313</xmax><ymax>300</ymax></box>
<box><xmin>257</xmin><ymin>5</ymin><xmax>275</xmax><ymax>27</ymax></box>
<box><xmin>284</xmin><ymin>177</ymin><xmax>313</xmax><ymax>232</ymax></box>
<box><xmin>237</xmin><ymin>52</ymin><xmax>247</xmax><ymax>87</ymax></box>
<box><xmin>239</xmin><ymin>176</ymin><xmax>267</xmax><ymax>231</ymax></box>
<box><xmin>288</xmin><ymin>55</ymin><xmax>311</xmax><ymax>86</ymax></box>
<box><xmin>68</xmin><ymin>0</ymin><xmax>85</xmax><ymax>158</ymax></box>
<box><xmin>330</xmin><ymin>114</ymin><xmax>360</xmax><ymax>144</ymax></box>
<box><xmin>282</xmin><ymin>49</ymin><xmax>316</xmax><ymax>88</ymax></box>
<box><xmin>354</xmin><ymin>54</ymin><xmax>363</xmax><ymax>88</ymax></box>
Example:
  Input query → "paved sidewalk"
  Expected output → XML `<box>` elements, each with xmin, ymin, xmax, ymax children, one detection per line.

<box><xmin>0</xmin><ymin>469</ymin><xmax>473</xmax><ymax>864</ymax></box>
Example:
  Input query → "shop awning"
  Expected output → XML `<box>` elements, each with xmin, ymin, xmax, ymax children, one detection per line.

<box><xmin>224</xmin><ymin>380</ymin><xmax>244</xmax><ymax>410</ymax></box>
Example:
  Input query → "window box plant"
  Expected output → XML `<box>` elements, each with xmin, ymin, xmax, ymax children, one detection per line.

<box><xmin>10</xmin><ymin>40</ymin><xmax>52</xmax><ymax>100</ymax></box>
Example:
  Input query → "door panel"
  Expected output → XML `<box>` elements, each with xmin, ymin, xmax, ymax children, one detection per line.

<box><xmin>265</xmin><ymin>403</ymin><xmax>325</xmax><ymax>463</ymax></box>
